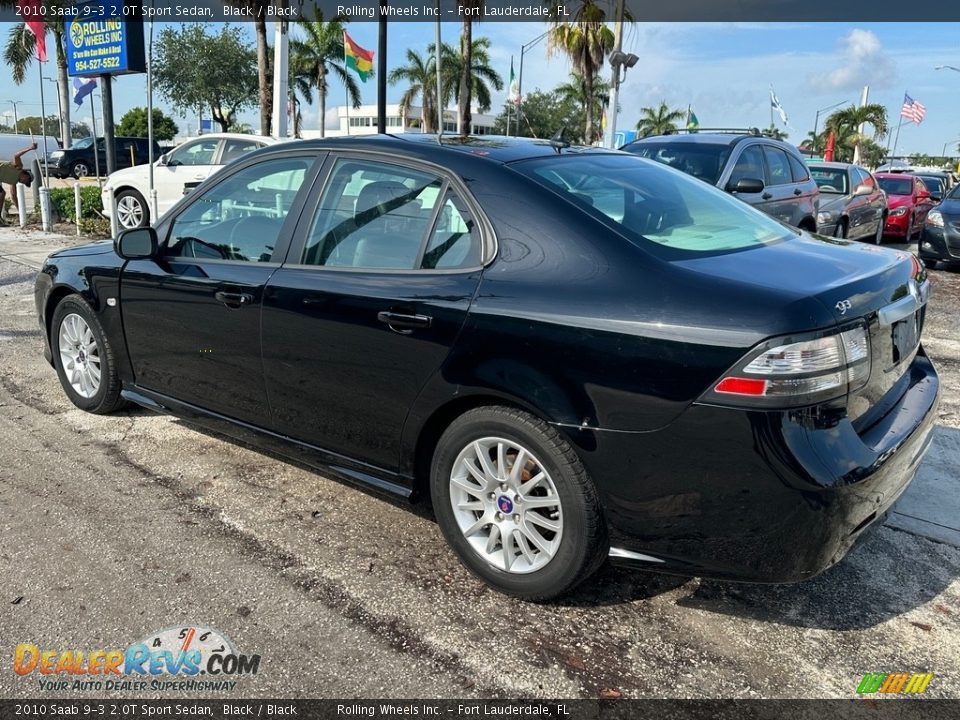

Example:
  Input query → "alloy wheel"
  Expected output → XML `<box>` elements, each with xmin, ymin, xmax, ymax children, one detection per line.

<box><xmin>116</xmin><ymin>194</ymin><xmax>145</xmax><ymax>229</ymax></box>
<box><xmin>58</xmin><ymin>313</ymin><xmax>101</xmax><ymax>399</ymax></box>
<box><xmin>73</xmin><ymin>162</ymin><xmax>89</xmax><ymax>179</ymax></box>
<box><xmin>448</xmin><ymin>437</ymin><xmax>563</xmax><ymax>574</ymax></box>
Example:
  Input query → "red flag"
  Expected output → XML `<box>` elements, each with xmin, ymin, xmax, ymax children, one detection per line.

<box><xmin>824</xmin><ymin>129</ymin><xmax>836</xmax><ymax>162</ymax></box>
<box><xmin>18</xmin><ymin>0</ymin><xmax>47</xmax><ymax>62</ymax></box>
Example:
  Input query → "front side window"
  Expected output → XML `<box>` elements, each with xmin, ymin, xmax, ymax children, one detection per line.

<box><xmin>168</xmin><ymin>139</ymin><xmax>220</xmax><ymax>167</ymax></box>
<box><xmin>727</xmin><ymin>145</ymin><xmax>765</xmax><ymax>187</ymax></box>
<box><xmin>762</xmin><ymin>146</ymin><xmax>792</xmax><ymax>186</ymax></box>
<box><xmin>302</xmin><ymin>158</ymin><xmax>444</xmax><ymax>270</ymax></box>
<box><xmin>517</xmin><ymin>154</ymin><xmax>791</xmax><ymax>255</ymax></box>
<box><xmin>165</xmin><ymin>157</ymin><xmax>311</xmax><ymax>263</ymax></box>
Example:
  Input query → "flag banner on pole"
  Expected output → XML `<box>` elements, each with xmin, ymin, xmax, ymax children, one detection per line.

<box><xmin>901</xmin><ymin>94</ymin><xmax>926</xmax><ymax>124</ymax></box>
<box><xmin>770</xmin><ymin>87</ymin><xmax>788</xmax><ymax>125</ymax></box>
<box><xmin>72</xmin><ymin>77</ymin><xmax>97</xmax><ymax>108</ymax></box>
<box><xmin>343</xmin><ymin>31</ymin><xmax>374</xmax><ymax>83</ymax></box>
<box><xmin>508</xmin><ymin>58</ymin><xmax>519</xmax><ymax>104</ymax></box>
<box><xmin>687</xmin><ymin>110</ymin><xmax>699</xmax><ymax>131</ymax></box>
<box><xmin>17</xmin><ymin>0</ymin><xmax>46</xmax><ymax>61</ymax></box>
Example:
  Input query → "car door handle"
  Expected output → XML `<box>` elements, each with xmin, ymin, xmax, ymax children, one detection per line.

<box><xmin>377</xmin><ymin>311</ymin><xmax>432</xmax><ymax>331</ymax></box>
<box><xmin>214</xmin><ymin>291</ymin><xmax>254</xmax><ymax>308</ymax></box>
<box><xmin>793</xmin><ymin>188</ymin><xmax>803</xmax><ymax>196</ymax></box>
<box><xmin>761</xmin><ymin>192</ymin><xmax>773</xmax><ymax>200</ymax></box>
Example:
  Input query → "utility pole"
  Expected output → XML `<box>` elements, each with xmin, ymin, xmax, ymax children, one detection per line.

<box><xmin>272</xmin><ymin>4</ymin><xmax>290</xmax><ymax>139</ymax></box>
<box><xmin>604</xmin><ymin>0</ymin><xmax>625</xmax><ymax>148</ymax></box>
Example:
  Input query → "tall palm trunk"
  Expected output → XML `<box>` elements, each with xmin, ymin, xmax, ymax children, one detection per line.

<box><xmin>458</xmin><ymin>21</ymin><xmax>472</xmax><ymax>135</ymax></box>
<box><xmin>317</xmin><ymin>68</ymin><xmax>327</xmax><ymax>138</ymax></box>
<box><xmin>255</xmin><ymin>15</ymin><xmax>271</xmax><ymax>135</ymax></box>
<box><xmin>55</xmin><ymin>32</ymin><xmax>71</xmax><ymax>148</ymax></box>
<box><xmin>583</xmin><ymin>70</ymin><xmax>594</xmax><ymax>143</ymax></box>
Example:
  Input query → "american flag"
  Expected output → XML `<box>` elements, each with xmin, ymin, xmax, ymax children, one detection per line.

<box><xmin>901</xmin><ymin>94</ymin><xmax>926</xmax><ymax>124</ymax></box>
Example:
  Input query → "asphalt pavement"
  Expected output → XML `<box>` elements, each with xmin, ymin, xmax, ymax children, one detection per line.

<box><xmin>1</xmin><ymin>225</ymin><xmax>958</xmax><ymax>700</ymax></box>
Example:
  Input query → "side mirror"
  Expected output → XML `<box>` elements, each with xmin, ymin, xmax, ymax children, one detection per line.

<box><xmin>728</xmin><ymin>177</ymin><xmax>765</xmax><ymax>194</ymax></box>
<box><xmin>854</xmin><ymin>184</ymin><xmax>873</xmax><ymax>196</ymax></box>
<box><xmin>115</xmin><ymin>226</ymin><xmax>158</xmax><ymax>260</ymax></box>
<box><xmin>157</xmin><ymin>154</ymin><xmax>169</xmax><ymax>166</ymax></box>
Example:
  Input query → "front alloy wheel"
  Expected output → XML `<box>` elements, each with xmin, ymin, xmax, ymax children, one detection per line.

<box><xmin>58</xmin><ymin>312</ymin><xmax>101</xmax><ymax>398</ymax></box>
<box><xmin>71</xmin><ymin>161</ymin><xmax>90</xmax><ymax>179</ymax></box>
<box><xmin>449</xmin><ymin>437</ymin><xmax>563</xmax><ymax>574</ymax></box>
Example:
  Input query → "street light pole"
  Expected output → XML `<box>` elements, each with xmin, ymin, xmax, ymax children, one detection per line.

<box><xmin>43</xmin><ymin>77</ymin><xmax>63</xmax><ymax>142</ymax></box>
<box><xmin>604</xmin><ymin>0</ymin><xmax>625</xmax><ymax>149</ymax></box>
<box><xmin>516</xmin><ymin>30</ymin><xmax>548</xmax><ymax>136</ymax></box>
<box><xmin>812</xmin><ymin>99</ymin><xmax>847</xmax><ymax>141</ymax></box>
<box><xmin>7</xmin><ymin>100</ymin><xmax>23</xmax><ymax>133</ymax></box>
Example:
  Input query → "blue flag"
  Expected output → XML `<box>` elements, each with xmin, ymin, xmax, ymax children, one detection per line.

<box><xmin>72</xmin><ymin>77</ymin><xmax>97</xmax><ymax>108</ymax></box>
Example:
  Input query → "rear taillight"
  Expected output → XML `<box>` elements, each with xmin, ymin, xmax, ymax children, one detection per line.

<box><xmin>703</xmin><ymin>326</ymin><xmax>870</xmax><ymax>408</ymax></box>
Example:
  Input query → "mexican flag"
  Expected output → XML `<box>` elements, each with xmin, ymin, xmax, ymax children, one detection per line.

<box><xmin>344</xmin><ymin>31</ymin><xmax>374</xmax><ymax>83</ymax></box>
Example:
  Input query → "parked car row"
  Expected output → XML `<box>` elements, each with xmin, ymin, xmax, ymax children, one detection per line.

<box><xmin>46</xmin><ymin>136</ymin><xmax>160</xmax><ymax>180</ymax></box>
<box><xmin>36</xmin><ymin>134</ymin><xmax>939</xmax><ymax>598</ymax></box>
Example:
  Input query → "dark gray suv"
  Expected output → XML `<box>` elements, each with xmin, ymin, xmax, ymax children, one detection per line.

<box><xmin>621</xmin><ymin>129</ymin><xmax>820</xmax><ymax>232</ymax></box>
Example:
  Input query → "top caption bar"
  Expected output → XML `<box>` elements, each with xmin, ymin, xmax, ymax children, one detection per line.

<box><xmin>3</xmin><ymin>0</ymin><xmax>958</xmax><ymax>23</ymax></box>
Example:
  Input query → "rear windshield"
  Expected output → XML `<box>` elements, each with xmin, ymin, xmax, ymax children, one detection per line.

<box><xmin>877</xmin><ymin>177</ymin><xmax>913</xmax><ymax>196</ymax></box>
<box><xmin>514</xmin><ymin>154</ymin><xmax>792</xmax><ymax>255</ymax></box>
<box><xmin>622</xmin><ymin>141</ymin><xmax>731</xmax><ymax>185</ymax></box>
<box><xmin>809</xmin><ymin>167</ymin><xmax>848</xmax><ymax>194</ymax></box>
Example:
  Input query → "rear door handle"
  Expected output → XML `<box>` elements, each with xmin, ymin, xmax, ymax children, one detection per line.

<box><xmin>761</xmin><ymin>192</ymin><xmax>773</xmax><ymax>200</ymax></box>
<box><xmin>214</xmin><ymin>291</ymin><xmax>254</xmax><ymax>308</ymax></box>
<box><xmin>377</xmin><ymin>311</ymin><xmax>432</xmax><ymax>332</ymax></box>
<box><xmin>793</xmin><ymin>188</ymin><xmax>803</xmax><ymax>196</ymax></box>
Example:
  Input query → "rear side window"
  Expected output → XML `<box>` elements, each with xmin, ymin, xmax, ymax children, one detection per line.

<box><xmin>301</xmin><ymin>158</ymin><xmax>481</xmax><ymax>270</ymax></box>
<box><xmin>517</xmin><ymin>155</ymin><xmax>790</xmax><ymax>254</ymax></box>
<box><xmin>761</xmin><ymin>146</ymin><xmax>792</xmax><ymax>186</ymax></box>
<box><xmin>788</xmin><ymin>154</ymin><xmax>810</xmax><ymax>182</ymax></box>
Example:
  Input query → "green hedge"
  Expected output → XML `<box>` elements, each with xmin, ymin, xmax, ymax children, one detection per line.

<box><xmin>48</xmin><ymin>186</ymin><xmax>103</xmax><ymax>223</ymax></box>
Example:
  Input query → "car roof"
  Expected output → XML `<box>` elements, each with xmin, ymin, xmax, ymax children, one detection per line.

<box><xmin>268</xmin><ymin>134</ymin><xmax>619</xmax><ymax>165</ymax></box>
<box><xmin>174</xmin><ymin>133</ymin><xmax>280</xmax><ymax>144</ymax></box>
<box><xmin>807</xmin><ymin>161</ymin><xmax>857</xmax><ymax>170</ymax></box>
<box><xmin>874</xmin><ymin>172</ymin><xmax>916</xmax><ymax>179</ymax></box>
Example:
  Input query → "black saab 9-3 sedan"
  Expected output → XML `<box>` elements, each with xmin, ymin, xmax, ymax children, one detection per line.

<box><xmin>35</xmin><ymin>135</ymin><xmax>939</xmax><ymax>599</ymax></box>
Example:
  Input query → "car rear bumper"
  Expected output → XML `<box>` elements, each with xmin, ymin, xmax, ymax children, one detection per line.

<box><xmin>919</xmin><ymin>225</ymin><xmax>960</xmax><ymax>262</ymax></box>
<box><xmin>565</xmin><ymin>349</ymin><xmax>940</xmax><ymax>582</ymax></box>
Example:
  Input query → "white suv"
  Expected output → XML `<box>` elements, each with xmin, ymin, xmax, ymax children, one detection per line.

<box><xmin>102</xmin><ymin>133</ymin><xmax>281</xmax><ymax>230</ymax></box>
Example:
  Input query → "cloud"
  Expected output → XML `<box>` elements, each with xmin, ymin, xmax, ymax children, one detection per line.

<box><xmin>821</xmin><ymin>29</ymin><xmax>896</xmax><ymax>92</ymax></box>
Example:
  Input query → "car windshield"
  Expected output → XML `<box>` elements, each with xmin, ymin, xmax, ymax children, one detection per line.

<box><xmin>621</xmin><ymin>141</ymin><xmax>731</xmax><ymax>185</ymax></box>
<box><xmin>72</xmin><ymin>137</ymin><xmax>95</xmax><ymax>150</ymax></box>
<box><xmin>877</xmin><ymin>177</ymin><xmax>913</xmax><ymax>196</ymax></box>
<box><xmin>809</xmin><ymin>167</ymin><xmax>848</xmax><ymax>194</ymax></box>
<box><xmin>516</xmin><ymin>154</ymin><xmax>791</xmax><ymax>255</ymax></box>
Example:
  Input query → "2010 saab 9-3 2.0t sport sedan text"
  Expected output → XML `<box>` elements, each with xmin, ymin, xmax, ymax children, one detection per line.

<box><xmin>35</xmin><ymin>135</ymin><xmax>939</xmax><ymax>599</ymax></box>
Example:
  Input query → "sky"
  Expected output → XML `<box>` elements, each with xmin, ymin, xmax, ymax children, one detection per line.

<box><xmin>2</xmin><ymin>21</ymin><xmax>959</xmax><ymax>155</ymax></box>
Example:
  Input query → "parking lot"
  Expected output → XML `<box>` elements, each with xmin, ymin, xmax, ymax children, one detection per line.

<box><xmin>1</xmin><ymin>227</ymin><xmax>958</xmax><ymax>700</ymax></box>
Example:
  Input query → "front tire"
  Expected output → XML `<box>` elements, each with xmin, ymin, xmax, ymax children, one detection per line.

<box><xmin>115</xmin><ymin>189</ymin><xmax>150</xmax><ymax>229</ymax></box>
<box><xmin>71</xmin><ymin>161</ymin><xmax>90</xmax><ymax>179</ymax></box>
<box><xmin>834</xmin><ymin>219</ymin><xmax>847</xmax><ymax>239</ymax></box>
<box><xmin>874</xmin><ymin>215</ymin><xmax>885</xmax><ymax>245</ymax></box>
<box><xmin>51</xmin><ymin>296</ymin><xmax>126</xmax><ymax>414</ymax></box>
<box><xmin>430</xmin><ymin>406</ymin><xmax>608</xmax><ymax>600</ymax></box>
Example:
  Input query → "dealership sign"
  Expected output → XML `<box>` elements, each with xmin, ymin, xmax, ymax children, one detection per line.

<box><xmin>65</xmin><ymin>0</ymin><xmax>145</xmax><ymax>77</ymax></box>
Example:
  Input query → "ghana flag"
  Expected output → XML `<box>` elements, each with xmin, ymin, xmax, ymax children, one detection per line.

<box><xmin>344</xmin><ymin>31</ymin><xmax>374</xmax><ymax>83</ymax></box>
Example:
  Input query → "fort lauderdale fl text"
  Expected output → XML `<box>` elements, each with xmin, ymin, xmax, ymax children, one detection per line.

<box><xmin>336</xmin><ymin>4</ymin><xmax>569</xmax><ymax>17</ymax></box>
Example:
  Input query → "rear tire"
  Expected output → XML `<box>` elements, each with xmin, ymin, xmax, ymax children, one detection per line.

<box><xmin>51</xmin><ymin>295</ymin><xmax>126</xmax><ymax>414</ymax></box>
<box><xmin>874</xmin><ymin>215</ymin><xmax>885</xmax><ymax>245</ymax></box>
<box><xmin>430</xmin><ymin>406</ymin><xmax>608</xmax><ymax>600</ymax></box>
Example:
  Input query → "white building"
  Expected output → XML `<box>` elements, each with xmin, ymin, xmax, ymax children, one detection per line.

<box><xmin>301</xmin><ymin>104</ymin><xmax>498</xmax><ymax>139</ymax></box>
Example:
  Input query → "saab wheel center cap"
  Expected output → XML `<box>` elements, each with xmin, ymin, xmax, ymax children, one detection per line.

<box><xmin>497</xmin><ymin>495</ymin><xmax>514</xmax><ymax>514</ymax></box>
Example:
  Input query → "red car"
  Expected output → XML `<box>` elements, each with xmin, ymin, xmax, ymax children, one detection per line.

<box><xmin>876</xmin><ymin>173</ymin><xmax>937</xmax><ymax>239</ymax></box>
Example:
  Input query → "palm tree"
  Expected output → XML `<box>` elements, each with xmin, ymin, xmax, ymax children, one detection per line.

<box><xmin>289</xmin><ymin>16</ymin><xmax>362</xmax><ymax>139</ymax></box>
<box><xmin>436</xmin><ymin>38</ymin><xmax>503</xmax><ymax>120</ymax></box>
<box><xmin>4</xmin><ymin>16</ymin><xmax>72</xmax><ymax>148</ymax></box>
<box><xmin>388</xmin><ymin>48</ymin><xmax>438</xmax><ymax>134</ymax></box>
<box><xmin>547</xmin><ymin>2</ymin><xmax>615</xmax><ymax>144</ymax></box>
<box><xmin>456</xmin><ymin>2</ymin><xmax>484</xmax><ymax>135</ymax></box>
<box><xmin>556</xmin><ymin>73</ymin><xmax>610</xmax><ymax>143</ymax></box>
<box><xmin>635</xmin><ymin>101</ymin><xmax>685</xmax><ymax>137</ymax></box>
<box><xmin>825</xmin><ymin>104</ymin><xmax>888</xmax><ymax>164</ymax></box>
